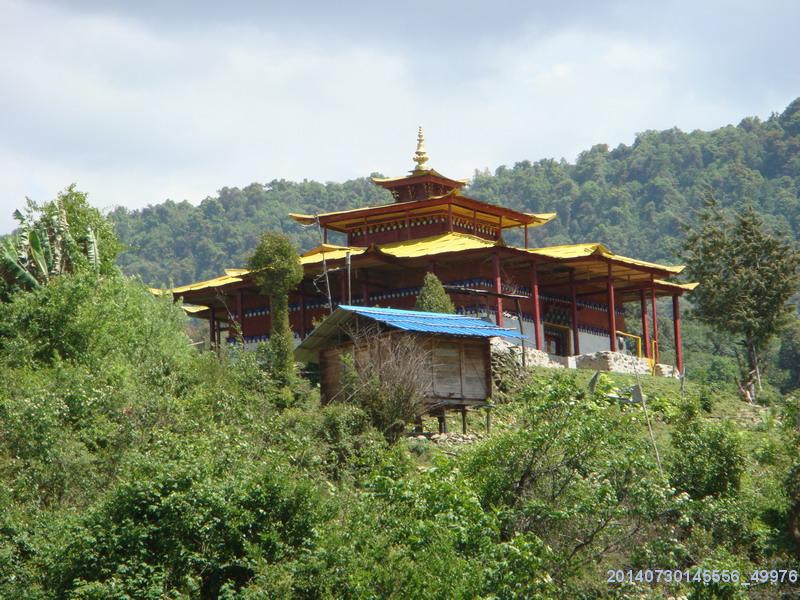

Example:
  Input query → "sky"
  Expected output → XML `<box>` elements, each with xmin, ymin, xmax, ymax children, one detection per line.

<box><xmin>1</xmin><ymin>0</ymin><xmax>799</xmax><ymax>233</ymax></box>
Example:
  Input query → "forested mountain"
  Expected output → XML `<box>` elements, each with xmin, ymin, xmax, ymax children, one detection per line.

<box><xmin>112</xmin><ymin>98</ymin><xmax>800</xmax><ymax>285</ymax></box>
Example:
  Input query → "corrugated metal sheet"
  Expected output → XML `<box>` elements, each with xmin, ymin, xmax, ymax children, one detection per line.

<box><xmin>295</xmin><ymin>305</ymin><xmax>524</xmax><ymax>362</ymax></box>
<box><xmin>338</xmin><ymin>305</ymin><xmax>525</xmax><ymax>338</ymax></box>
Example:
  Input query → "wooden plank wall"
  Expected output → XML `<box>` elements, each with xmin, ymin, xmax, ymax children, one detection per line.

<box><xmin>319</xmin><ymin>334</ymin><xmax>490</xmax><ymax>406</ymax></box>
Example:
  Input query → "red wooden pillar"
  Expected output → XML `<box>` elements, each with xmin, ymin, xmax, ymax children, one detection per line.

<box><xmin>569</xmin><ymin>270</ymin><xmax>580</xmax><ymax>355</ymax></box>
<box><xmin>323</xmin><ymin>228</ymin><xmax>328</xmax><ymax>244</ymax></box>
<box><xmin>673</xmin><ymin>294</ymin><xmax>683</xmax><ymax>373</ymax></box>
<box><xmin>531</xmin><ymin>261</ymin><xmax>542</xmax><ymax>351</ymax></box>
<box><xmin>607</xmin><ymin>263</ymin><xmax>617</xmax><ymax>352</ymax></box>
<box><xmin>492</xmin><ymin>251</ymin><xmax>503</xmax><ymax>327</ymax></box>
<box><xmin>236</xmin><ymin>290</ymin><xmax>244</xmax><ymax>343</ymax></box>
<box><xmin>524</xmin><ymin>224</ymin><xmax>529</xmax><ymax>249</ymax></box>
<box><xmin>640</xmin><ymin>288</ymin><xmax>651</xmax><ymax>359</ymax></box>
<box><xmin>339</xmin><ymin>271</ymin><xmax>347</xmax><ymax>307</ymax></box>
<box><xmin>650</xmin><ymin>278</ymin><xmax>659</xmax><ymax>363</ymax></box>
<box><xmin>209</xmin><ymin>306</ymin><xmax>216</xmax><ymax>348</ymax></box>
<box><xmin>447</xmin><ymin>203</ymin><xmax>453</xmax><ymax>232</ymax></box>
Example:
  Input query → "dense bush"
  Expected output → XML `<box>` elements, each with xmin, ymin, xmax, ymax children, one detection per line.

<box><xmin>0</xmin><ymin>263</ymin><xmax>798</xmax><ymax>597</ymax></box>
<box><xmin>668</xmin><ymin>417</ymin><xmax>744</xmax><ymax>499</ymax></box>
<box><xmin>49</xmin><ymin>452</ymin><xmax>321</xmax><ymax>599</ymax></box>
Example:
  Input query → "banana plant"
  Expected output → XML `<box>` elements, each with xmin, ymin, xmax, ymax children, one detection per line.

<box><xmin>1</xmin><ymin>237</ymin><xmax>40</xmax><ymax>289</ymax></box>
<box><xmin>0</xmin><ymin>199</ymin><xmax>99</xmax><ymax>291</ymax></box>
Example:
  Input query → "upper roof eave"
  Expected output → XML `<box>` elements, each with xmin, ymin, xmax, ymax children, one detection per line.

<box><xmin>289</xmin><ymin>195</ymin><xmax>555</xmax><ymax>230</ymax></box>
<box><xmin>370</xmin><ymin>169</ymin><xmax>468</xmax><ymax>187</ymax></box>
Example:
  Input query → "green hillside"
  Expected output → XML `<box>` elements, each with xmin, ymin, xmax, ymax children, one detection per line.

<box><xmin>1</xmin><ymin>270</ymin><xmax>797</xmax><ymax>597</ymax></box>
<box><xmin>3</xmin><ymin>126</ymin><xmax>800</xmax><ymax>597</ymax></box>
<box><xmin>112</xmin><ymin>98</ymin><xmax>800</xmax><ymax>286</ymax></box>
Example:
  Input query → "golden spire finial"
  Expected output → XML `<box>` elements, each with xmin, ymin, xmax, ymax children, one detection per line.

<box><xmin>412</xmin><ymin>126</ymin><xmax>431</xmax><ymax>172</ymax></box>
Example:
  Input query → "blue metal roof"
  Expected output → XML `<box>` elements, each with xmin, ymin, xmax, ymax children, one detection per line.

<box><xmin>336</xmin><ymin>305</ymin><xmax>525</xmax><ymax>338</ymax></box>
<box><xmin>295</xmin><ymin>304</ymin><xmax>525</xmax><ymax>363</ymax></box>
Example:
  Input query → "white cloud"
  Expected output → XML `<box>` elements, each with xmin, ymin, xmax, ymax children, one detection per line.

<box><xmin>0</xmin><ymin>0</ymin><xmax>798</xmax><ymax>233</ymax></box>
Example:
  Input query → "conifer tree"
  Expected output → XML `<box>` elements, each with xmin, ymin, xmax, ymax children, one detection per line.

<box><xmin>248</xmin><ymin>232</ymin><xmax>303</xmax><ymax>386</ymax></box>
<box><xmin>682</xmin><ymin>200</ymin><xmax>800</xmax><ymax>401</ymax></box>
<box><xmin>415</xmin><ymin>272</ymin><xmax>455</xmax><ymax>314</ymax></box>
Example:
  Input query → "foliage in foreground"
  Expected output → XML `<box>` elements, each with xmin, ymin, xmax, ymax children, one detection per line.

<box><xmin>1</xmin><ymin>269</ymin><xmax>799</xmax><ymax>598</ymax></box>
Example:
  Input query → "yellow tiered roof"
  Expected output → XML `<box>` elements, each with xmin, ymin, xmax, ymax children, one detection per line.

<box><xmin>524</xmin><ymin>243</ymin><xmax>685</xmax><ymax>274</ymax></box>
<box><xmin>375</xmin><ymin>232</ymin><xmax>496</xmax><ymax>258</ymax></box>
<box><xmin>300</xmin><ymin>243</ymin><xmax>368</xmax><ymax>265</ymax></box>
<box><xmin>160</xmin><ymin>233</ymin><xmax>694</xmax><ymax>297</ymax></box>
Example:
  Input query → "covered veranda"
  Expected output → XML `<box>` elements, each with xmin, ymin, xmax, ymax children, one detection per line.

<box><xmin>168</xmin><ymin>232</ymin><xmax>696</xmax><ymax>375</ymax></box>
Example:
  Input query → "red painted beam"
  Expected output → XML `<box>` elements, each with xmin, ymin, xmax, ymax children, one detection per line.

<box><xmin>493</xmin><ymin>251</ymin><xmax>503</xmax><ymax>327</ymax></box>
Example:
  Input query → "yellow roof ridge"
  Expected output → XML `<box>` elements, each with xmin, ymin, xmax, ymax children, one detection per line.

<box><xmin>522</xmin><ymin>243</ymin><xmax>684</xmax><ymax>274</ymax></box>
<box><xmin>170</xmin><ymin>273</ymin><xmax>243</xmax><ymax>295</ymax></box>
<box><xmin>300</xmin><ymin>245</ymin><xmax>368</xmax><ymax>266</ymax></box>
<box><xmin>288</xmin><ymin>212</ymin><xmax>316</xmax><ymax>225</ymax></box>
<box><xmin>376</xmin><ymin>230</ymin><xmax>496</xmax><ymax>248</ymax></box>
<box><xmin>524</xmin><ymin>211</ymin><xmax>557</xmax><ymax>221</ymax></box>
<box><xmin>182</xmin><ymin>304</ymin><xmax>209</xmax><ymax>314</ymax></box>
<box><xmin>526</xmin><ymin>242</ymin><xmax>612</xmax><ymax>255</ymax></box>
<box><xmin>373</xmin><ymin>231</ymin><xmax>498</xmax><ymax>259</ymax></box>
<box><xmin>370</xmin><ymin>169</ymin><xmax>468</xmax><ymax>184</ymax></box>
<box><xmin>290</xmin><ymin>197</ymin><xmax>553</xmax><ymax>228</ymax></box>
<box><xmin>654</xmin><ymin>279</ymin><xmax>698</xmax><ymax>291</ymax></box>
<box><xmin>301</xmin><ymin>243</ymin><xmax>366</xmax><ymax>257</ymax></box>
<box><xmin>611</xmin><ymin>254</ymin><xmax>685</xmax><ymax>274</ymax></box>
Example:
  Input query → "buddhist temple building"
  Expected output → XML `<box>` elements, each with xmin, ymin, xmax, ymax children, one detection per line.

<box><xmin>170</xmin><ymin>128</ymin><xmax>697</xmax><ymax>375</ymax></box>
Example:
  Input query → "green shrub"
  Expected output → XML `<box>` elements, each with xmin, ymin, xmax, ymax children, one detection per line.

<box><xmin>49</xmin><ymin>453</ymin><xmax>322</xmax><ymax>599</ymax></box>
<box><xmin>668</xmin><ymin>419</ymin><xmax>744</xmax><ymax>499</ymax></box>
<box><xmin>415</xmin><ymin>272</ymin><xmax>455</xmax><ymax>313</ymax></box>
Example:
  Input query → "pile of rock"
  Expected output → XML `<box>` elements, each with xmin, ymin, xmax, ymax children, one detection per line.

<box><xmin>414</xmin><ymin>432</ymin><xmax>485</xmax><ymax>445</ymax></box>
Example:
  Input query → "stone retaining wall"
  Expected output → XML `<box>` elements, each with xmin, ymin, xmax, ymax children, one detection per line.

<box><xmin>574</xmin><ymin>351</ymin><xmax>652</xmax><ymax>375</ymax></box>
<box><xmin>490</xmin><ymin>338</ymin><xmax>678</xmax><ymax>381</ymax></box>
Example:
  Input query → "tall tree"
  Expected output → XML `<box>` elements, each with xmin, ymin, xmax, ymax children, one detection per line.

<box><xmin>682</xmin><ymin>200</ymin><xmax>800</xmax><ymax>401</ymax></box>
<box><xmin>248</xmin><ymin>232</ymin><xmax>303</xmax><ymax>386</ymax></box>
<box><xmin>415</xmin><ymin>272</ymin><xmax>455</xmax><ymax>314</ymax></box>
